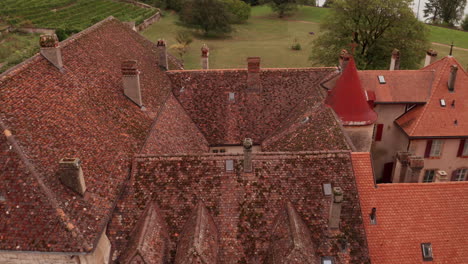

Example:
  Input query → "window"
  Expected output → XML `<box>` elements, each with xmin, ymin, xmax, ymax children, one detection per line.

<box><xmin>226</xmin><ymin>160</ymin><xmax>234</xmax><ymax>172</ymax></box>
<box><xmin>375</xmin><ymin>124</ymin><xmax>384</xmax><ymax>141</ymax></box>
<box><xmin>457</xmin><ymin>139</ymin><xmax>468</xmax><ymax>157</ymax></box>
<box><xmin>453</xmin><ymin>168</ymin><xmax>468</xmax><ymax>181</ymax></box>
<box><xmin>370</xmin><ymin>208</ymin><xmax>377</xmax><ymax>225</ymax></box>
<box><xmin>378</xmin><ymin>75</ymin><xmax>386</xmax><ymax>84</ymax></box>
<box><xmin>423</xmin><ymin>170</ymin><xmax>435</xmax><ymax>183</ymax></box>
<box><xmin>321</xmin><ymin>257</ymin><xmax>334</xmax><ymax>264</ymax></box>
<box><xmin>322</xmin><ymin>183</ymin><xmax>332</xmax><ymax>196</ymax></box>
<box><xmin>212</xmin><ymin>149</ymin><xmax>219</xmax><ymax>153</ymax></box>
<box><xmin>425</xmin><ymin>140</ymin><xmax>443</xmax><ymax>158</ymax></box>
<box><xmin>421</xmin><ymin>243</ymin><xmax>433</xmax><ymax>261</ymax></box>
<box><xmin>440</xmin><ymin>99</ymin><xmax>446</xmax><ymax>107</ymax></box>
<box><xmin>219</xmin><ymin>149</ymin><xmax>226</xmax><ymax>153</ymax></box>
<box><xmin>228</xmin><ymin>92</ymin><xmax>235</xmax><ymax>102</ymax></box>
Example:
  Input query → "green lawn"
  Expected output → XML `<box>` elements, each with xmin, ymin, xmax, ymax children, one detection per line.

<box><xmin>143</xmin><ymin>5</ymin><xmax>468</xmax><ymax>70</ymax></box>
<box><xmin>0</xmin><ymin>32</ymin><xmax>39</xmax><ymax>73</ymax></box>
<box><xmin>429</xmin><ymin>26</ymin><xmax>468</xmax><ymax>49</ymax></box>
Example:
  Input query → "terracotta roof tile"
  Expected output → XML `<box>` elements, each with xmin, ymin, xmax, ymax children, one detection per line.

<box><xmin>352</xmin><ymin>152</ymin><xmax>468</xmax><ymax>264</ymax></box>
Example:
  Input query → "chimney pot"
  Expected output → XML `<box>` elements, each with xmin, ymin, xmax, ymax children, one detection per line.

<box><xmin>122</xmin><ymin>60</ymin><xmax>143</xmax><ymax>106</ymax></box>
<box><xmin>39</xmin><ymin>34</ymin><xmax>63</xmax><ymax>69</ymax></box>
<box><xmin>448</xmin><ymin>65</ymin><xmax>458</xmax><ymax>92</ymax></box>
<box><xmin>389</xmin><ymin>48</ymin><xmax>400</xmax><ymax>71</ymax></box>
<box><xmin>58</xmin><ymin>158</ymin><xmax>86</xmax><ymax>195</ymax></box>
<box><xmin>156</xmin><ymin>39</ymin><xmax>168</xmax><ymax>70</ymax></box>
<box><xmin>247</xmin><ymin>57</ymin><xmax>261</xmax><ymax>91</ymax></box>
<box><xmin>424</xmin><ymin>49</ymin><xmax>438</xmax><ymax>67</ymax></box>
<box><xmin>201</xmin><ymin>44</ymin><xmax>209</xmax><ymax>70</ymax></box>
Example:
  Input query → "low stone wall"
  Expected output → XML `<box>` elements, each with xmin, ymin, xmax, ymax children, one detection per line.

<box><xmin>116</xmin><ymin>0</ymin><xmax>153</xmax><ymax>9</ymax></box>
<box><xmin>0</xmin><ymin>26</ymin><xmax>13</xmax><ymax>37</ymax></box>
<box><xmin>17</xmin><ymin>27</ymin><xmax>55</xmax><ymax>35</ymax></box>
<box><xmin>136</xmin><ymin>12</ymin><xmax>161</xmax><ymax>32</ymax></box>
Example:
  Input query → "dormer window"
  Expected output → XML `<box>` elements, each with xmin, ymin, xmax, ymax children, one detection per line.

<box><xmin>378</xmin><ymin>75</ymin><xmax>386</xmax><ymax>84</ymax></box>
<box><xmin>421</xmin><ymin>243</ymin><xmax>433</xmax><ymax>261</ymax></box>
<box><xmin>440</xmin><ymin>99</ymin><xmax>446</xmax><ymax>107</ymax></box>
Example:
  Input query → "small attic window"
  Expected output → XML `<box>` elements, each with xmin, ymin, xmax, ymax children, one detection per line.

<box><xmin>378</xmin><ymin>75</ymin><xmax>386</xmax><ymax>84</ymax></box>
<box><xmin>323</xmin><ymin>183</ymin><xmax>332</xmax><ymax>196</ymax></box>
<box><xmin>370</xmin><ymin>207</ymin><xmax>377</xmax><ymax>225</ymax></box>
<box><xmin>228</xmin><ymin>92</ymin><xmax>235</xmax><ymax>102</ymax></box>
<box><xmin>226</xmin><ymin>160</ymin><xmax>234</xmax><ymax>172</ymax></box>
<box><xmin>421</xmin><ymin>243</ymin><xmax>433</xmax><ymax>261</ymax></box>
<box><xmin>321</xmin><ymin>257</ymin><xmax>334</xmax><ymax>264</ymax></box>
<box><xmin>0</xmin><ymin>192</ymin><xmax>5</xmax><ymax>202</ymax></box>
<box><xmin>440</xmin><ymin>99</ymin><xmax>446</xmax><ymax>107</ymax></box>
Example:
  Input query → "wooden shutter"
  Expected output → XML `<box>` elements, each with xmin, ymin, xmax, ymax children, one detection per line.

<box><xmin>424</xmin><ymin>140</ymin><xmax>433</xmax><ymax>158</ymax></box>
<box><xmin>375</xmin><ymin>124</ymin><xmax>384</xmax><ymax>141</ymax></box>
<box><xmin>457</xmin><ymin>139</ymin><xmax>465</xmax><ymax>157</ymax></box>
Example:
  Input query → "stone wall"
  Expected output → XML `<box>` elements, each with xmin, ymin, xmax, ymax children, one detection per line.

<box><xmin>0</xmin><ymin>252</ymin><xmax>78</xmax><ymax>264</ymax></box>
<box><xmin>17</xmin><ymin>27</ymin><xmax>56</xmax><ymax>34</ymax></box>
<box><xmin>136</xmin><ymin>12</ymin><xmax>161</xmax><ymax>32</ymax></box>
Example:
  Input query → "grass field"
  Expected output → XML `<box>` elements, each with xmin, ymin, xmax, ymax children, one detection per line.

<box><xmin>0</xmin><ymin>0</ymin><xmax>156</xmax><ymax>30</ymax></box>
<box><xmin>0</xmin><ymin>33</ymin><xmax>40</xmax><ymax>72</ymax></box>
<box><xmin>143</xmin><ymin>5</ymin><xmax>468</xmax><ymax>70</ymax></box>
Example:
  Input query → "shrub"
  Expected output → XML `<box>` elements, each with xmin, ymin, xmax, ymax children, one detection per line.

<box><xmin>55</xmin><ymin>28</ymin><xmax>80</xmax><ymax>41</ymax></box>
<box><xmin>180</xmin><ymin>0</ymin><xmax>232</xmax><ymax>35</ymax></box>
<box><xmin>291</xmin><ymin>38</ymin><xmax>301</xmax><ymax>50</ymax></box>
<box><xmin>222</xmin><ymin>0</ymin><xmax>251</xmax><ymax>23</ymax></box>
<box><xmin>462</xmin><ymin>15</ymin><xmax>468</xmax><ymax>31</ymax></box>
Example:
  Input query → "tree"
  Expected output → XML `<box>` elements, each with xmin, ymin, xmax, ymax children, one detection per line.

<box><xmin>462</xmin><ymin>15</ymin><xmax>468</xmax><ymax>31</ymax></box>
<box><xmin>222</xmin><ymin>0</ymin><xmax>251</xmax><ymax>23</ymax></box>
<box><xmin>322</xmin><ymin>0</ymin><xmax>334</xmax><ymax>7</ymax></box>
<box><xmin>310</xmin><ymin>0</ymin><xmax>430</xmax><ymax>70</ymax></box>
<box><xmin>180</xmin><ymin>0</ymin><xmax>233</xmax><ymax>35</ymax></box>
<box><xmin>266</xmin><ymin>0</ymin><xmax>298</xmax><ymax>18</ymax></box>
<box><xmin>170</xmin><ymin>31</ymin><xmax>193</xmax><ymax>62</ymax></box>
<box><xmin>423</xmin><ymin>0</ymin><xmax>466</xmax><ymax>26</ymax></box>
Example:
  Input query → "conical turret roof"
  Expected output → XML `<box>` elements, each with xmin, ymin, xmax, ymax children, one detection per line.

<box><xmin>325</xmin><ymin>58</ymin><xmax>377</xmax><ymax>125</ymax></box>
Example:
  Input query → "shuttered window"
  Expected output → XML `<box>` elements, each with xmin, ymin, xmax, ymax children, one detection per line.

<box><xmin>425</xmin><ymin>140</ymin><xmax>443</xmax><ymax>158</ymax></box>
<box><xmin>375</xmin><ymin>124</ymin><xmax>384</xmax><ymax>141</ymax></box>
<box><xmin>458</xmin><ymin>139</ymin><xmax>468</xmax><ymax>157</ymax></box>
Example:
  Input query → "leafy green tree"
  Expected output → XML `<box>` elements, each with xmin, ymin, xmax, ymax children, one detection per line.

<box><xmin>462</xmin><ymin>15</ymin><xmax>468</xmax><ymax>31</ymax></box>
<box><xmin>423</xmin><ymin>0</ymin><xmax>466</xmax><ymax>26</ymax></box>
<box><xmin>310</xmin><ymin>0</ymin><xmax>430</xmax><ymax>70</ymax></box>
<box><xmin>322</xmin><ymin>0</ymin><xmax>334</xmax><ymax>7</ymax></box>
<box><xmin>180</xmin><ymin>0</ymin><xmax>233</xmax><ymax>35</ymax></box>
<box><xmin>222</xmin><ymin>0</ymin><xmax>251</xmax><ymax>23</ymax></box>
<box><xmin>266</xmin><ymin>0</ymin><xmax>298</xmax><ymax>18</ymax></box>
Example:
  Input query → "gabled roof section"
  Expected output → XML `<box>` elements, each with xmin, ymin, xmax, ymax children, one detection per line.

<box><xmin>167</xmin><ymin>68</ymin><xmax>336</xmax><ymax>145</ymax></box>
<box><xmin>325</xmin><ymin>58</ymin><xmax>377</xmax><ymax>125</ymax></box>
<box><xmin>0</xmin><ymin>17</ymin><xmax>175</xmax><ymax>252</ymax></box>
<box><xmin>142</xmin><ymin>94</ymin><xmax>209</xmax><ymax>154</ymax></box>
<box><xmin>396</xmin><ymin>57</ymin><xmax>468</xmax><ymax>137</ymax></box>
<box><xmin>266</xmin><ymin>202</ymin><xmax>319</xmax><ymax>264</ymax></box>
<box><xmin>359</xmin><ymin>70</ymin><xmax>434</xmax><ymax>103</ymax></box>
<box><xmin>352</xmin><ymin>152</ymin><xmax>468</xmax><ymax>264</ymax></box>
<box><xmin>120</xmin><ymin>201</ymin><xmax>169</xmax><ymax>264</ymax></box>
<box><xmin>174</xmin><ymin>202</ymin><xmax>219</xmax><ymax>264</ymax></box>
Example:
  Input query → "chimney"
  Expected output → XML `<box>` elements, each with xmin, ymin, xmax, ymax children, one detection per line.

<box><xmin>124</xmin><ymin>21</ymin><xmax>137</xmax><ymax>31</ymax></box>
<box><xmin>243</xmin><ymin>138</ymin><xmax>253</xmax><ymax>172</ymax></box>
<box><xmin>424</xmin><ymin>49</ymin><xmax>438</xmax><ymax>67</ymax></box>
<box><xmin>406</xmin><ymin>156</ymin><xmax>424</xmax><ymax>183</ymax></box>
<box><xmin>389</xmin><ymin>48</ymin><xmax>400</xmax><ymax>71</ymax></box>
<box><xmin>58</xmin><ymin>158</ymin><xmax>86</xmax><ymax>195</ymax></box>
<box><xmin>329</xmin><ymin>187</ymin><xmax>343</xmax><ymax>229</ymax></box>
<box><xmin>39</xmin><ymin>34</ymin><xmax>63</xmax><ymax>70</ymax></box>
<box><xmin>157</xmin><ymin>39</ymin><xmax>168</xmax><ymax>70</ymax></box>
<box><xmin>339</xmin><ymin>49</ymin><xmax>350</xmax><ymax>71</ymax></box>
<box><xmin>435</xmin><ymin>170</ymin><xmax>449</xmax><ymax>182</ymax></box>
<box><xmin>448</xmin><ymin>65</ymin><xmax>458</xmax><ymax>92</ymax></box>
<box><xmin>201</xmin><ymin>44</ymin><xmax>209</xmax><ymax>70</ymax></box>
<box><xmin>122</xmin><ymin>60</ymin><xmax>143</xmax><ymax>106</ymax></box>
<box><xmin>247</xmin><ymin>57</ymin><xmax>261</xmax><ymax>92</ymax></box>
<box><xmin>393</xmin><ymin>151</ymin><xmax>410</xmax><ymax>183</ymax></box>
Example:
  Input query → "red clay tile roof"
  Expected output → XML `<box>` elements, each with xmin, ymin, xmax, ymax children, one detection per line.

<box><xmin>0</xmin><ymin>17</ymin><xmax>178</xmax><ymax>252</ymax></box>
<box><xmin>167</xmin><ymin>68</ymin><xmax>337</xmax><ymax>145</ymax></box>
<box><xmin>358</xmin><ymin>70</ymin><xmax>434</xmax><ymax>103</ymax></box>
<box><xmin>396</xmin><ymin>57</ymin><xmax>468</xmax><ymax>137</ymax></box>
<box><xmin>141</xmin><ymin>94</ymin><xmax>209</xmax><ymax>154</ymax></box>
<box><xmin>325</xmin><ymin>58</ymin><xmax>377</xmax><ymax>125</ymax></box>
<box><xmin>352</xmin><ymin>152</ymin><xmax>468</xmax><ymax>264</ymax></box>
<box><xmin>108</xmin><ymin>152</ymin><xmax>370</xmax><ymax>263</ymax></box>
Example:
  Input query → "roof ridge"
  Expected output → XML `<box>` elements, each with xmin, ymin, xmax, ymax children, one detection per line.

<box><xmin>0</xmin><ymin>121</ymin><xmax>92</xmax><ymax>252</ymax></box>
<box><xmin>135</xmin><ymin>150</ymin><xmax>351</xmax><ymax>159</ymax></box>
<box><xmin>167</xmin><ymin>67</ymin><xmax>337</xmax><ymax>73</ymax></box>
<box><xmin>409</xmin><ymin>57</ymin><xmax>450</xmax><ymax>135</ymax></box>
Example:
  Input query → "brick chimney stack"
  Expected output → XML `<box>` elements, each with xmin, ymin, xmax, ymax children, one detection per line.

<box><xmin>39</xmin><ymin>34</ymin><xmax>63</xmax><ymax>70</ymax></box>
<box><xmin>448</xmin><ymin>65</ymin><xmax>458</xmax><ymax>92</ymax></box>
<box><xmin>407</xmin><ymin>156</ymin><xmax>424</xmax><ymax>183</ymax></box>
<box><xmin>122</xmin><ymin>60</ymin><xmax>143</xmax><ymax>106</ymax></box>
<box><xmin>201</xmin><ymin>44</ymin><xmax>209</xmax><ymax>70</ymax></box>
<box><xmin>424</xmin><ymin>49</ymin><xmax>438</xmax><ymax>67</ymax></box>
<box><xmin>389</xmin><ymin>48</ymin><xmax>400</xmax><ymax>71</ymax></box>
<box><xmin>157</xmin><ymin>39</ymin><xmax>168</xmax><ymax>70</ymax></box>
<box><xmin>243</xmin><ymin>138</ymin><xmax>253</xmax><ymax>172</ymax></box>
<box><xmin>247</xmin><ymin>57</ymin><xmax>261</xmax><ymax>92</ymax></box>
<box><xmin>58</xmin><ymin>158</ymin><xmax>86</xmax><ymax>195</ymax></box>
<box><xmin>339</xmin><ymin>49</ymin><xmax>350</xmax><ymax>72</ymax></box>
<box><xmin>329</xmin><ymin>187</ymin><xmax>343</xmax><ymax>229</ymax></box>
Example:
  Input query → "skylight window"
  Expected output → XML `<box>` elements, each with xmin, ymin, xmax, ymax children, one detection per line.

<box><xmin>228</xmin><ymin>92</ymin><xmax>235</xmax><ymax>102</ymax></box>
<box><xmin>421</xmin><ymin>243</ymin><xmax>433</xmax><ymax>261</ymax></box>
<box><xmin>226</xmin><ymin>160</ymin><xmax>234</xmax><ymax>172</ymax></box>
<box><xmin>378</xmin><ymin>75</ymin><xmax>386</xmax><ymax>84</ymax></box>
<box><xmin>440</xmin><ymin>99</ymin><xmax>446</xmax><ymax>107</ymax></box>
<box><xmin>322</xmin><ymin>257</ymin><xmax>334</xmax><ymax>264</ymax></box>
<box><xmin>323</xmin><ymin>183</ymin><xmax>332</xmax><ymax>196</ymax></box>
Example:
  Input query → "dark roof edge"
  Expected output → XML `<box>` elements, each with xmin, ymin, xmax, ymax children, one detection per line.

<box><xmin>166</xmin><ymin>67</ymin><xmax>337</xmax><ymax>73</ymax></box>
<box><xmin>375</xmin><ymin>101</ymin><xmax>426</xmax><ymax>105</ymax></box>
<box><xmin>135</xmin><ymin>150</ymin><xmax>351</xmax><ymax>159</ymax></box>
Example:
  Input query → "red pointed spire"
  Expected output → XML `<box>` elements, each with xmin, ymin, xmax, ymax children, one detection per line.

<box><xmin>325</xmin><ymin>57</ymin><xmax>377</xmax><ymax>125</ymax></box>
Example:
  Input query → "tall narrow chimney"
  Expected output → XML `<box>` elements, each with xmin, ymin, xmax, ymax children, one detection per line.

<box><xmin>157</xmin><ymin>39</ymin><xmax>168</xmax><ymax>70</ymax></box>
<box><xmin>448</xmin><ymin>65</ymin><xmax>458</xmax><ymax>92</ymax></box>
<box><xmin>58</xmin><ymin>158</ymin><xmax>86</xmax><ymax>195</ymax></box>
<box><xmin>122</xmin><ymin>60</ymin><xmax>143</xmax><ymax>106</ymax></box>
<box><xmin>406</xmin><ymin>156</ymin><xmax>424</xmax><ymax>183</ymax></box>
<box><xmin>339</xmin><ymin>49</ymin><xmax>350</xmax><ymax>72</ymax></box>
<box><xmin>389</xmin><ymin>48</ymin><xmax>400</xmax><ymax>71</ymax></box>
<box><xmin>424</xmin><ymin>49</ymin><xmax>438</xmax><ymax>67</ymax></box>
<box><xmin>39</xmin><ymin>34</ymin><xmax>63</xmax><ymax>70</ymax></box>
<box><xmin>243</xmin><ymin>138</ymin><xmax>253</xmax><ymax>172</ymax></box>
<box><xmin>329</xmin><ymin>187</ymin><xmax>343</xmax><ymax>229</ymax></box>
<box><xmin>201</xmin><ymin>44</ymin><xmax>209</xmax><ymax>70</ymax></box>
<box><xmin>247</xmin><ymin>57</ymin><xmax>261</xmax><ymax>92</ymax></box>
